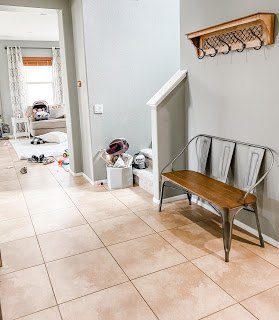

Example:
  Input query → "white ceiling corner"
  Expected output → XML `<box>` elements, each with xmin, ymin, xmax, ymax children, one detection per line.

<box><xmin>0</xmin><ymin>9</ymin><xmax>59</xmax><ymax>41</ymax></box>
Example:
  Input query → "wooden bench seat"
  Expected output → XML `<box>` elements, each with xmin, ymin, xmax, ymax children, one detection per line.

<box><xmin>162</xmin><ymin>170</ymin><xmax>256</xmax><ymax>210</ymax></box>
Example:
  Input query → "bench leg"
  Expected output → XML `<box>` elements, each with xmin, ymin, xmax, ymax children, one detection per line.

<box><xmin>221</xmin><ymin>209</ymin><xmax>235</xmax><ymax>262</ymax></box>
<box><xmin>159</xmin><ymin>181</ymin><xmax>166</xmax><ymax>212</ymax></box>
<box><xmin>187</xmin><ymin>193</ymin><xmax>192</xmax><ymax>205</ymax></box>
<box><xmin>252</xmin><ymin>203</ymin><xmax>264</xmax><ymax>248</ymax></box>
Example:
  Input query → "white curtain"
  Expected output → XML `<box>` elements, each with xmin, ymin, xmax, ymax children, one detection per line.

<box><xmin>7</xmin><ymin>46</ymin><xmax>27</xmax><ymax>118</ymax></box>
<box><xmin>52</xmin><ymin>47</ymin><xmax>64</xmax><ymax>105</ymax></box>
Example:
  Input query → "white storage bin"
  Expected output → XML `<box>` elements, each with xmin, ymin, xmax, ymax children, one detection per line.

<box><xmin>106</xmin><ymin>166</ymin><xmax>133</xmax><ymax>190</ymax></box>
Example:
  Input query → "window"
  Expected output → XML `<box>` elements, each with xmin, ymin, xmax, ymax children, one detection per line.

<box><xmin>23</xmin><ymin>57</ymin><xmax>54</xmax><ymax>106</ymax></box>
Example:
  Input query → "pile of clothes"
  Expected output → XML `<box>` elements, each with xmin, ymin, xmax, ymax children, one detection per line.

<box><xmin>99</xmin><ymin>138</ymin><xmax>133</xmax><ymax>168</ymax></box>
<box><xmin>99</xmin><ymin>138</ymin><xmax>149</xmax><ymax>169</ymax></box>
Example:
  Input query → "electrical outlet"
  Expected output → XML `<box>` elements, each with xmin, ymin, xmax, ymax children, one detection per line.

<box><xmin>94</xmin><ymin>104</ymin><xmax>103</xmax><ymax>114</ymax></box>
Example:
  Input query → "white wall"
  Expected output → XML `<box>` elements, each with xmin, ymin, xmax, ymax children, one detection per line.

<box><xmin>180</xmin><ymin>0</ymin><xmax>279</xmax><ymax>241</ymax></box>
<box><xmin>82</xmin><ymin>0</ymin><xmax>180</xmax><ymax>181</ymax></box>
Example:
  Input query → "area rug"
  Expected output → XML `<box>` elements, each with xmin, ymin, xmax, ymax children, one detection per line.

<box><xmin>10</xmin><ymin>139</ymin><xmax>68</xmax><ymax>160</ymax></box>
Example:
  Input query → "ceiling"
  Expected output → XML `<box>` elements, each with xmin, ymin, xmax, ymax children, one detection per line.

<box><xmin>0</xmin><ymin>9</ymin><xmax>59</xmax><ymax>41</ymax></box>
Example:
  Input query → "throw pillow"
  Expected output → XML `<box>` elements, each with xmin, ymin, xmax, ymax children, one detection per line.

<box><xmin>50</xmin><ymin>105</ymin><xmax>65</xmax><ymax>119</ymax></box>
<box><xmin>140</xmin><ymin>148</ymin><xmax>153</xmax><ymax>160</ymax></box>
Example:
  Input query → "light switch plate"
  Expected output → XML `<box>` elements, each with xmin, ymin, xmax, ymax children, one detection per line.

<box><xmin>94</xmin><ymin>104</ymin><xmax>103</xmax><ymax>114</ymax></box>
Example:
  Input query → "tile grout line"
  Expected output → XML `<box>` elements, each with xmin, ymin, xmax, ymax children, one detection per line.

<box><xmin>197</xmin><ymin>303</ymin><xmax>259</xmax><ymax>320</ymax></box>
<box><xmin>106</xmin><ymin>195</ymin><xmax>242</xmax><ymax>320</ymax></box>
<box><xmin>48</xmin><ymin>169</ymin><xmax>161</xmax><ymax>320</ymax></box>
<box><xmin>12</xmin><ymin>306</ymin><xmax>61</xmax><ymax>320</ymax></box>
<box><xmin>239</xmin><ymin>282</ymin><xmax>279</xmax><ymax>303</ymax></box>
<box><xmin>238</xmin><ymin>242</ymin><xmax>279</xmax><ymax>270</ymax></box>
<box><xmin>13</xmin><ymin>156</ymin><xmax>63</xmax><ymax>320</ymax></box>
<box><xmin>102</xmin><ymin>189</ymin><xmax>238</xmax><ymax>319</ymax></box>
<box><xmin>149</xmin><ymin>197</ymin><xmax>240</xmax><ymax>309</ymax></box>
<box><xmin>3</xmin><ymin>145</ymin><xmax>279</xmax><ymax>319</ymax></box>
<box><xmin>238</xmin><ymin>305</ymin><xmax>260</xmax><ymax>320</ymax></box>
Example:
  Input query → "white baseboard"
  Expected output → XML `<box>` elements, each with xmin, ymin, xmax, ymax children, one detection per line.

<box><xmin>153</xmin><ymin>193</ymin><xmax>279</xmax><ymax>248</ymax></box>
<box><xmin>94</xmin><ymin>179</ymin><xmax>107</xmax><ymax>186</ymax></box>
<box><xmin>69</xmin><ymin>170</ymin><xmax>95</xmax><ymax>186</ymax></box>
<box><xmin>82</xmin><ymin>173</ymin><xmax>95</xmax><ymax>185</ymax></box>
<box><xmin>153</xmin><ymin>194</ymin><xmax>187</xmax><ymax>205</ymax></box>
<box><xmin>191</xmin><ymin>196</ymin><xmax>279</xmax><ymax>248</ymax></box>
<box><xmin>69</xmin><ymin>170</ymin><xmax>83</xmax><ymax>177</ymax></box>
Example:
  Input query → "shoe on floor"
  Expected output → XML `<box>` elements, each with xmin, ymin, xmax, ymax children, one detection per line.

<box><xmin>43</xmin><ymin>156</ymin><xmax>55</xmax><ymax>165</ymax></box>
<box><xmin>27</xmin><ymin>155</ymin><xmax>39</xmax><ymax>163</ymax></box>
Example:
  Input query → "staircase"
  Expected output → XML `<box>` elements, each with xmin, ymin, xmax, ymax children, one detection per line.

<box><xmin>133</xmin><ymin>148</ymin><xmax>153</xmax><ymax>195</ymax></box>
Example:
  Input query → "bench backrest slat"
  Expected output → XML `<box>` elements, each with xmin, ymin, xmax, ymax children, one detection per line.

<box><xmin>196</xmin><ymin>136</ymin><xmax>211</xmax><ymax>174</ymax></box>
<box><xmin>243</xmin><ymin>147</ymin><xmax>265</xmax><ymax>192</ymax></box>
<box><xmin>218</xmin><ymin>141</ymin><xmax>235</xmax><ymax>183</ymax></box>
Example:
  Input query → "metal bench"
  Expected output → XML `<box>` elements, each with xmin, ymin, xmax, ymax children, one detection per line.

<box><xmin>159</xmin><ymin>134</ymin><xmax>274</xmax><ymax>262</ymax></box>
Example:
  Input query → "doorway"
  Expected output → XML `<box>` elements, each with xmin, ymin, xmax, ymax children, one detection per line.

<box><xmin>0</xmin><ymin>2</ymin><xmax>86</xmax><ymax>175</ymax></box>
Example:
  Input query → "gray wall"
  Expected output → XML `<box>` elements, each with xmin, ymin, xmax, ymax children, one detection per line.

<box><xmin>181</xmin><ymin>0</ymin><xmax>279</xmax><ymax>241</ymax></box>
<box><xmin>0</xmin><ymin>40</ymin><xmax>59</xmax><ymax>126</ymax></box>
<box><xmin>0</xmin><ymin>0</ymin><xmax>83</xmax><ymax>174</ymax></box>
<box><xmin>82</xmin><ymin>0</ymin><xmax>180</xmax><ymax>181</ymax></box>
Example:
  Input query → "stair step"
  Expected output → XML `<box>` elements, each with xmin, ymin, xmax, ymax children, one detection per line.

<box><xmin>139</xmin><ymin>148</ymin><xmax>153</xmax><ymax>168</ymax></box>
<box><xmin>133</xmin><ymin>167</ymin><xmax>153</xmax><ymax>195</ymax></box>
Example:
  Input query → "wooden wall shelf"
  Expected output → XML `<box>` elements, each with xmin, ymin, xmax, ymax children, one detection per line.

<box><xmin>186</xmin><ymin>13</ymin><xmax>275</xmax><ymax>58</ymax></box>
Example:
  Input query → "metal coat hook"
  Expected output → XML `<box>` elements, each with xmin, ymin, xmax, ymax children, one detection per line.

<box><xmin>205</xmin><ymin>40</ymin><xmax>218</xmax><ymax>57</ymax></box>
<box><xmin>250</xmin><ymin>29</ymin><xmax>263</xmax><ymax>50</ymax></box>
<box><xmin>218</xmin><ymin>37</ymin><xmax>231</xmax><ymax>54</ymax></box>
<box><xmin>197</xmin><ymin>47</ymin><xmax>206</xmax><ymax>59</ymax></box>
<box><xmin>232</xmin><ymin>33</ymin><xmax>246</xmax><ymax>52</ymax></box>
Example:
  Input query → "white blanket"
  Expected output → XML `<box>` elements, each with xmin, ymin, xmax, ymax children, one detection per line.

<box><xmin>10</xmin><ymin>139</ymin><xmax>68</xmax><ymax>160</ymax></box>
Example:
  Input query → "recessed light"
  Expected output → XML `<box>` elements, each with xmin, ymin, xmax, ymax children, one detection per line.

<box><xmin>40</xmin><ymin>13</ymin><xmax>47</xmax><ymax>16</ymax></box>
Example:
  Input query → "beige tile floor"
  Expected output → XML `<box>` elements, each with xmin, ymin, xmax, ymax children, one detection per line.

<box><xmin>1</xmin><ymin>140</ymin><xmax>279</xmax><ymax>319</ymax></box>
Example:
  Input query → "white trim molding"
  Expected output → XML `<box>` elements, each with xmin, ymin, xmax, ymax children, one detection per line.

<box><xmin>149</xmin><ymin>69</ymin><xmax>188</xmax><ymax>201</ymax></box>
<box><xmin>153</xmin><ymin>194</ymin><xmax>279</xmax><ymax>248</ymax></box>
<box><xmin>147</xmin><ymin>69</ymin><xmax>187</xmax><ymax>108</ymax></box>
<box><xmin>192</xmin><ymin>196</ymin><xmax>279</xmax><ymax>248</ymax></box>
<box><xmin>69</xmin><ymin>169</ymin><xmax>83</xmax><ymax>177</ymax></box>
<box><xmin>153</xmin><ymin>194</ymin><xmax>187</xmax><ymax>205</ymax></box>
<box><xmin>94</xmin><ymin>179</ymin><xmax>107</xmax><ymax>186</ymax></box>
<box><xmin>69</xmin><ymin>169</ymin><xmax>95</xmax><ymax>186</ymax></box>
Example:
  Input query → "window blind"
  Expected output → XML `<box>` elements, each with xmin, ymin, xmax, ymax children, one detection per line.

<box><xmin>23</xmin><ymin>57</ymin><xmax>53</xmax><ymax>66</ymax></box>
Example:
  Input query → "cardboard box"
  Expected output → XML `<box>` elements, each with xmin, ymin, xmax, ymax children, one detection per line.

<box><xmin>106</xmin><ymin>166</ymin><xmax>133</xmax><ymax>190</ymax></box>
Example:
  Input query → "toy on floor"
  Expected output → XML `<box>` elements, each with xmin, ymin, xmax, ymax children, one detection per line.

<box><xmin>20</xmin><ymin>167</ymin><xmax>27</xmax><ymax>174</ymax></box>
<box><xmin>132</xmin><ymin>152</ymin><xmax>148</xmax><ymax>169</ymax></box>
<box><xmin>58</xmin><ymin>159</ymin><xmax>69</xmax><ymax>166</ymax></box>
<box><xmin>57</xmin><ymin>149</ymin><xmax>70</xmax><ymax>169</ymax></box>
<box><xmin>31</xmin><ymin>137</ymin><xmax>46</xmax><ymax>145</ymax></box>
<box><xmin>63</xmin><ymin>149</ymin><xmax>69</xmax><ymax>158</ymax></box>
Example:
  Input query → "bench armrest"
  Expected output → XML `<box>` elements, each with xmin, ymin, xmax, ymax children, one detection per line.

<box><xmin>161</xmin><ymin>134</ymin><xmax>204</xmax><ymax>175</ymax></box>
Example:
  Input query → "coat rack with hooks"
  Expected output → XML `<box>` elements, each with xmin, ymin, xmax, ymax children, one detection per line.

<box><xmin>186</xmin><ymin>13</ymin><xmax>275</xmax><ymax>59</ymax></box>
